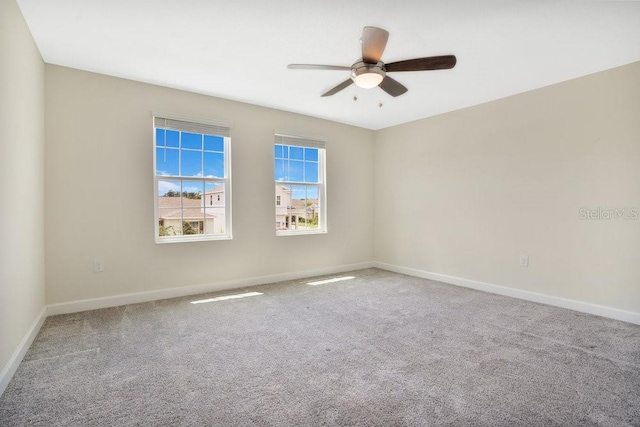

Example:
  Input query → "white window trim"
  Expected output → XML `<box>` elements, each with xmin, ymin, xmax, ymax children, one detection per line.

<box><xmin>153</xmin><ymin>113</ymin><xmax>232</xmax><ymax>243</ymax></box>
<box><xmin>275</xmin><ymin>133</ymin><xmax>327</xmax><ymax>237</ymax></box>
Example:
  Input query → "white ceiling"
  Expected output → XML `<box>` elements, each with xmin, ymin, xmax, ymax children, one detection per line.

<box><xmin>16</xmin><ymin>0</ymin><xmax>640</xmax><ymax>130</ymax></box>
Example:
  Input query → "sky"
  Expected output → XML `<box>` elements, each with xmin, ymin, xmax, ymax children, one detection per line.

<box><xmin>274</xmin><ymin>144</ymin><xmax>320</xmax><ymax>199</ymax></box>
<box><xmin>156</xmin><ymin>129</ymin><xmax>320</xmax><ymax>200</ymax></box>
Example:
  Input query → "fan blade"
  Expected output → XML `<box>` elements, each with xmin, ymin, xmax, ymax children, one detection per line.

<box><xmin>379</xmin><ymin>76</ymin><xmax>408</xmax><ymax>97</ymax></box>
<box><xmin>361</xmin><ymin>26</ymin><xmax>389</xmax><ymax>63</ymax></box>
<box><xmin>321</xmin><ymin>79</ymin><xmax>354</xmax><ymax>97</ymax></box>
<box><xmin>385</xmin><ymin>55</ymin><xmax>457</xmax><ymax>72</ymax></box>
<box><xmin>287</xmin><ymin>64</ymin><xmax>351</xmax><ymax>71</ymax></box>
<box><xmin>288</xmin><ymin>64</ymin><xmax>351</xmax><ymax>71</ymax></box>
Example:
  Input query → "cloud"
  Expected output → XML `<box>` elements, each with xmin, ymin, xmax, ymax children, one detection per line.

<box><xmin>157</xmin><ymin>180</ymin><xmax>208</xmax><ymax>195</ymax></box>
<box><xmin>182</xmin><ymin>184</ymin><xmax>201</xmax><ymax>193</ymax></box>
<box><xmin>158</xmin><ymin>180</ymin><xmax>180</xmax><ymax>195</ymax></box>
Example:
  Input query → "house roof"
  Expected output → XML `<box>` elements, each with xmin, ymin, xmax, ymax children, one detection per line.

<box><xmin>158</xmin><ymin>197</ymin><xmax>215</xmax><ymax>220</ymax></box>
<box><xmin>204</xmin><ymin>187</ymin><xmax>224</xmax><ymax>195</ymax></box>
<box><xmin>158</xmin><ymin>196</ymin><xmax>202</xmax><ymax>209</ymax></box>
<box><xmin>291</xmin><ymin>199</ymin><xmax>319</xmax><ymax>209</ymax></box>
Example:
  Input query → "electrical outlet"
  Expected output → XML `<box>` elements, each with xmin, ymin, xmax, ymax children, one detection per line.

<box><xmin>94</xmin><ymin>258</ymin><xmax>104</xmax><ymax>273</ymax></box>
<box><xmin>519</xmin><ymin>255</ymin><xmax>529</xmax><ymax>268</ymax></box>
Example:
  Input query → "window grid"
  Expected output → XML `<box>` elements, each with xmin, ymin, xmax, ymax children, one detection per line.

<box><xmin>274</xmin><ymin>139</ymin><xmax>326</xmax><ymax>235</ymax></box>
<box><xmin>154</xmin><ymin>117</ymin><xmax>231</xmax><ymax>243</ymax></box>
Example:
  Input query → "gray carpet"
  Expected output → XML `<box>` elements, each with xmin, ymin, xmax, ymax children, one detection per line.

<box><xmin>1</xmin><ymin>268</ymin><xmax>639</xmax><ymax>426</ymax></box>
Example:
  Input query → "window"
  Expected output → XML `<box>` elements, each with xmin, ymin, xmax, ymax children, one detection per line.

<box><xmin>274</xmin><ymin>134</ymin><xmax>326</xmax><ymax>235</ymax></box>
<box><xmin>154</xmin><ymin>115</ymin><xmax>231</xmax><ymax>243</ymax></box>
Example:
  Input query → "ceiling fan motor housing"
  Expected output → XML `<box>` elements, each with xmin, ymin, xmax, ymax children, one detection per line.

<box><xmin>351</xmin><ymin>60</ymin><xmax>386</xmax><ymax>88</ymax></box>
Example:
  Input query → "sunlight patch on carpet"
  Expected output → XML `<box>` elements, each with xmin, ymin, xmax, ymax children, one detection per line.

<box><xmin>306</xmin><ymin>276</ymin><xmax>355</xmax><ymax>286</ymax></box>
<box><xmin>190</xmin><ymin>292</ymin><xmax>263</xmax><ymax>304</ymax></box>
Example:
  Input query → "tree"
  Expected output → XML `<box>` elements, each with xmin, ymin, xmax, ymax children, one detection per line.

<box><xmin>162</xmin><ymin>190</ymin><xmax>201</xmax><ymax>199</ymax></box>
<box><xmin>182</xmin><ymin>221</ymin><xmax>198</xmax><ymax>235</ymax></box>
<box><xmin>159</xmin><ymin>225</ymin><xmax>174</xmax><ymax>236</ymax></box>
<box><xmin>184</xmin><ymin>191</ymin><xmax>201</xmax><ymax>199</ymax></box>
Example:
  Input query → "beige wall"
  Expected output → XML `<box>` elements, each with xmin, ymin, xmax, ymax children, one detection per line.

<box><xmin>45</xmin><ymin>65</ymin><xmax>374</xmax><ymax>304</ymax></box>
<box><xmin>375</xmin><ymin>62</ymin><xmax>640</xmax><ymax>312</ymax></box>
<box><xmin>0</xmin><ymin>0</ymin><xmax>46</xmax><ymax>378</ymax></box>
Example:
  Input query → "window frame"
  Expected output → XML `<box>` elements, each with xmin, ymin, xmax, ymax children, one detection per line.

<box><xmin>153</xmin><ymin>114</ymin><xmax>232</xmax><ymax>243</ymax></box>
<box><xmin>274</xmin><ymin>133</ymin><xmax>327</xmax><ymax>236</ymax></box>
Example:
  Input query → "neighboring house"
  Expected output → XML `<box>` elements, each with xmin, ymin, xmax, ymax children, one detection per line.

<box><xmin>202</xmin><ymin>185</ymin><xmax>226</xmax><ymax>234</ymax></box>
<box><xmin>158</xmin><ymin>184</ymin><xmax>314</xmax><ymax>234</ymax></box>
<box><xmin>158</xmin><ymin>186</ymin><xmax>226</xmax><ymax>235</ymax></box>
<box><xmin>275</xmin><ymin>184</ymin><xmax>292</xmax><ymax>230</ymax></box>
<box><xmin>275</xmin><ymin>184</ymin><xmax>318</xmax><ymax>230</ymax></box>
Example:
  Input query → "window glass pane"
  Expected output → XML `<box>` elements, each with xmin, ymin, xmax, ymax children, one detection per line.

<box><xmin>274</xmin><ymin>144</ymin><xmax>283</xmax><ymax>159</ymax></box>
<box><xmin>274</xmin><ymin>159</ymin><xmax>288</xmax><ymax>181</ymax></box>
<box><xmin>204</xmin><ymin>209</ymin><xmax>216</xmax><ymax>235</ymax></box>
<box><xmin>204</xmin><ymin>152</ymin><xmax>224</xmax><ymax>178</ymax></box>
<box><xmin>298</xmin><ymin>185</ymin><xmax>318</xmax><ymax>229</ymax></box>
<box><xmin>305</xmin><ymin>161</ymin><xmax>318</xmax><ymax>183</ymax></box>
<box><xmin>182</xmin><ymin>208</ymin><xmax>204</xmax><ymax>235</ymax></box>
<box><xmin>289</xmin><ymin>160</ymin><xmax>304</xmax><ymax>182</ymax></box>
<box><xmin>204</xmin><ymin>135</ymin><xmax>224</xmax><ymax>152</ymax></box>
<box><xmin>166</xmin><ymin>130</ymin><xmax>179</xmax><ymax>148</ymax></box>
<box><xmin>275</xmin><ymin>184</ymin><xmax>290</xmax><ymax>230</ymax></box>
<box><xmin>158</xmin><ymin>208</ymin><xmax>181</xmax><ymax>236</ymax></box>
<box><xmin>156</xmin><ymin>148</ymin><xmax>179</xmax><ymax>176</ymax></box>
<box><xmin>203</xmin><ymin>182</ymin><xmax>222</xmax><ymax>206</ymax></box>
<box><xmin>181</xmin><ymin>180</ymin><xmax>204</xmax><ymax>199</ymax></box>
<box><xmin>156</xmin><ymin>129</ymin><xmax>165</xmax><ymax>147</ymax></box>
<box><xmin>289</xmin><ymin>185</ymin><xmax>307</xmax><ymax>231</ymax></box>
<box><xmin>305</xmin><ymin>148</ymin><xmax>318</xmax><ymax>162</ymax></box>
<box><xmin>290</xmin><ymin>146</ymin><xmax>304</xmax><ymax>160</ymax></box>
<box><xmin>182</xmin><ymin>132</ymin><xmax>202</xmax><ymax>150</ymax></box>
<box><xmin>181</xmin><ymin>150</ymin><xmax>203</xmax><ymax>177</ymax></box>
<box><xmin>207</xmin><ymin>183</ymin><xmax>224</xmax><ymax>207</ymax></box>
<box><xmin>306</xmin><ymin>185</ymin><xmax>319</xmax><ymax>200</ymax></box>
<box><xmin>157</xmin><ymin>179</ymin><xmax>182</xmax><ymax>197</ymax></box>
<box><xmin>305</xmin><ymin>185</ymin><xmax>320</xmax><ymax>229</ymax></box>
<box><xmin>157</xmin><ymin>179</ymin><xmax>183</xmax><ymax>236</ymax></box>
<box><xmin>180</xmin><ymin>180</ymin><xmax>204</xmax><ymax>233</ymax></box>
<box><xmin>204</xmin><ymin>182</ymin><xmax>225</xmax><ymax>234</ymax></box>
<box><xmin>290</xmin><ymin>185</ymin><xmax>307</xmax><ymax>202</ymax></box>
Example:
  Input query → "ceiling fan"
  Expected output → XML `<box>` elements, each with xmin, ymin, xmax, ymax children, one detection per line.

<box><xmin>288</xmin><ymin>26</ymin><xmax>456</xmax><ymax>97</ymax></box>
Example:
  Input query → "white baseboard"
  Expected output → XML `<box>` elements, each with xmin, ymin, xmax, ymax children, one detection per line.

<box><xmin>0</xmin><ymin>306</ymin><xmax>48</xmax><ymax>397</ymax></box>
<box><xmin>48</xmin><ymin>261</ymin><xmax>375</xmax><ymax>316</ymax></box>
<box><xmin>374</xmin><ymin>262</ymin><xmax>640</xmax><ymax>325</ymax></box>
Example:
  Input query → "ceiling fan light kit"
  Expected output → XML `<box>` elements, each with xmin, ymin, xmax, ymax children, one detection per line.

<box><xmin>288</xmin><ymin>26</ymin><xmax>456</xmax><ymax>98</ymax></box>
<box><xmin>352</xmin><ymin>61</ymin><xmax>385</xmax><ymax>88</ymax></box>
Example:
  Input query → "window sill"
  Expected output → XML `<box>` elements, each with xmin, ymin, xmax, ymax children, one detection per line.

<box><xmin>155</xmin><ymin>234</ymin><xmax>232</xmax><ymax>244</ymax></box>
<box><xmin>276</xmin><ymin>229</ymin><xmax>327</xmax><ymax>237</ymax></box>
